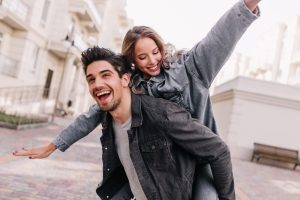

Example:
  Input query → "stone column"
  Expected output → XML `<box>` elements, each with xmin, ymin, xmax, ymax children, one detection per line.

<box><xmin>58</xmin><ymin>53</ymin><xmax>76</xmax><ymax>108</ymax></box>
<box><xmin>69</xmin><ymin>64</ymin><xmax>84</xmax><ymax>113</ymax></box>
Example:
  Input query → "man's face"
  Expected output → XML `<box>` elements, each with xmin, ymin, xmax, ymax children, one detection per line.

<box><xmin>86</xmin><ymin>60</ymin><xmax>129</xmax><ymax>112</ymax></box>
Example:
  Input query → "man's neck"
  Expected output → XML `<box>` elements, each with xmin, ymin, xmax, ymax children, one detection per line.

<box><xmin>110</xmin><ymin>90</ymin><xmax>132</xmax><ymax>124</ymax></box>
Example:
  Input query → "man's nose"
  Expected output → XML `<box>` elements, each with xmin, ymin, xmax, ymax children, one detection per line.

<box><xmin>95</xmin><ymin>78</ymin><xmax>105</xmax><ymax>87</ymax></box>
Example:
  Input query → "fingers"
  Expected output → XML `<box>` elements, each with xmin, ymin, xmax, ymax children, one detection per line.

<box><xmin>12</xmin><ymin>144</ymin><xmax>56</xmax><ymax>159</ymax></box>
<box><xmin>12</xmin><ymin>147</ymin><xmax>44</xmax><ymax>159</ymax></box>
<box><xmin>29</xmin><ymin>153</ymin><xmax>48</xmax><ymax>159</ymax></box>
<box><xmin>12</xmin><ymin>148</ymin><xmax>35</xmax><ymax>156</ymax></box>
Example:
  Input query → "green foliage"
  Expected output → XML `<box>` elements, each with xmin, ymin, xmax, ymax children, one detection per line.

<box><xmin>0</xmin><ymin>111</ymin><xmax>48</xmax><ymax>125</ymax></box>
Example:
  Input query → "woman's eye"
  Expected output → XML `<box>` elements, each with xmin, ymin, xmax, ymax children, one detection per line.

<box><xmin>138</xmin><ymin>56</ymin><xmax>146</xmax><ymax>60</ymax></box>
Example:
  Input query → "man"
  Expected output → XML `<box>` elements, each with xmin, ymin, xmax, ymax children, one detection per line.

<box><xmin>14</xmin><ymin>47</ymin><xmax>234</xmax><ymax>200</ymax></box>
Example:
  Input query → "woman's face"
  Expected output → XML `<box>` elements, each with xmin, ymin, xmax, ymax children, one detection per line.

<box><xmin>134</xmin><ymin>37</ymin><xmax>162</xmax><ymax>79</ymax></box>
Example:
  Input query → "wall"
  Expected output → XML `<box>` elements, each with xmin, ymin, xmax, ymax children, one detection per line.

<box><xmin>212</xmin><ymin>76</ymin><xmax>300</xmax><ymax>160</ymax></box>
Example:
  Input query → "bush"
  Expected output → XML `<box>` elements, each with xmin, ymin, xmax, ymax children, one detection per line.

<box><xmin>0</xmin><ymin>111</ymin><xmax>48</xmax><ymax>125</ymax></box>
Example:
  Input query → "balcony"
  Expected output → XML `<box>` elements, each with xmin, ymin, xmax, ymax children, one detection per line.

<box><xmin>0</xmin><ymin>0</ymin><xmax>30</xmax><ymax>30</ymax></box>
<box><xmin>69</xmin><ymin>0</ymin><xmax>102</xmax><ymax>33</ymax></box>
<box><xmin>0</xmin><ymin>54</ymin><xmax>19</xmax><ymax>77</ymax></box>
<box><xmin>74</xmin><ymin>34</ymin><xmax>89</xmax><ymax>52</ymax></box>
<box><xmin>118</xmin><ymin>10</ymin><xmax>129</xmax><ymax>28</ymax></box>
<box><xmin>47</xmin><ymin>42</ymin><xmax>84</xmax><ymax>71</ymax></box>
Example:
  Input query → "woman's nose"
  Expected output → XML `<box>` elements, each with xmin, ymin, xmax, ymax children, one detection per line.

<box><xmin>149</xmin><ymin>55</ymin><xmax>156</xmax><ymax>64</ymax></box>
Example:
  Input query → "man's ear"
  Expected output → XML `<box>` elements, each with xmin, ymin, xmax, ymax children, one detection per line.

<box><xmin>121</xmin><ymin>73</ymin><xmax>130</xmax><ymax>87</ymax></box>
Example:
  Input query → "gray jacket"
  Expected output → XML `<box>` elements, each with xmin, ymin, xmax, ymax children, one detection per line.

<box><xmin>53</xmin><ymin>0</ymin><xmax>259</xmax><ymax>151</ymax></box>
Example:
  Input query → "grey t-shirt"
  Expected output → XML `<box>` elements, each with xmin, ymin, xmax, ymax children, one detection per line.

<box><xmin>112</xmin><ymin>117</ymin><xmax>147</xmax><ymax>200</ymax></box>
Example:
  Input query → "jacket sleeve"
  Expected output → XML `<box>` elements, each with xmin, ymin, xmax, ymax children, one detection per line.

<box><xmin>163</xmin><ymin>103</ymin><xmax>234</xmax><ymax>200</ymax></box>
<box><xmin>52</xmin><ymin>104</ymin><xmax>104</xmax><ymax>152</ymax></box>
<box><xmin>183</xmin><ymin>0</ymin><xmax>259</xmax><ymax>88</ymax></box>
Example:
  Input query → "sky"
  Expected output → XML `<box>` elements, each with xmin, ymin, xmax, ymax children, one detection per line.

<box><xmin>126</xmin><ymin>0</ymin><xmax>300</xmax><ymax>54</ymax></box>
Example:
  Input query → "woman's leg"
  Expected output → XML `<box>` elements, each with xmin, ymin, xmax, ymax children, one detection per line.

<box><xmin>192</xmin><ymin>164</ymin><xmax>219</xmax><ymax>200</ymax></box>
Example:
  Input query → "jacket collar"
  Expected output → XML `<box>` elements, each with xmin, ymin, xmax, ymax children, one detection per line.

<box><xmin>101</xmin><ymin>93</ymin><xmax>143</xmax><ymax>129</ymax></box>
<box><xmin>130</xmin><ymin>70</ymin><xmax>165</xmax><ymax>87</ymax></box>
<box><xmin>130</xmin><ymin>93</ymin><xmax>143</xmax><ymax>127</ymax></box>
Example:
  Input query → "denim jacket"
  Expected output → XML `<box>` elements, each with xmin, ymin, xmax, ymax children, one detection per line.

<box><xmin>52</xmin><ymin>0</ymin><xmax>259</xmax><ymax>151</ymax></box>
<box><xmin>96</xmin><ymin>93</ymin><xmax>234</xmax><ymax>200</ymax></box>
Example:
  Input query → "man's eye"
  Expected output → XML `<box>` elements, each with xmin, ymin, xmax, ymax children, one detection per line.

<box><xmin>88</xmin><ymin>78</ymin><xmax>95</xmax><ymax>84</ymax></box>
<box><xmin>103</xmin><ymin>73</ymin><xmax>111</xmax><ymax>78</ymax></box>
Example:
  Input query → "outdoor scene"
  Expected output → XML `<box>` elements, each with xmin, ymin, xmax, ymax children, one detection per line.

<box><xmin>1</xmin><ymin>0</ymin><xmax>300</xmax><ymax>199</ymax></box>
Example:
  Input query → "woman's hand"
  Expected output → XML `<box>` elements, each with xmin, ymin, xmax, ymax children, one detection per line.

<box><xmin>12</xmin><ymin>143</ymin><xmax>57</xmax><ymax>159</ymax></box>
<box><xmin>244</xmin><ymin>0</ymin><xmax>260</xmax><ymax>13</ymax></box>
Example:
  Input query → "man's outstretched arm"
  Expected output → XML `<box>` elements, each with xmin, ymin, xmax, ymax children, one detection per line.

<box><xmin>12</xmin><ymin>104</ymin><xmax>104</xmax><ymax>159</ymax></box>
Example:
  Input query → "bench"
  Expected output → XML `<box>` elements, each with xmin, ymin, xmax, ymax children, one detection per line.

<box><xmin>251</xmin><ymin>142</ymin><xmax>299</xmax><ymax>170</ymax></box>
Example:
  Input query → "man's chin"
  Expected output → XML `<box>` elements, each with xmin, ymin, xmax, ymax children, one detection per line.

<box><xmin>97</xmin><ymin>104</ymin><xmax>116</xmax><ymax>112</ymax></box>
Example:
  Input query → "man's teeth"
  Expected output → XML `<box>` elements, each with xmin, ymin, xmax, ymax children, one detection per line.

<box><xmin>96</xmin><ymin>91</ymin><xmax>110</xmax><ymax>97</ymax></box>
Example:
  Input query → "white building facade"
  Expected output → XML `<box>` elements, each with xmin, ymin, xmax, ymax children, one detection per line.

<box><xmin>212</xmin><ymin>77</ymin><xmax>300</xmax><ymax>160</ymax></box>
<box><xmin>0</xmin><ymin>0</ymin><xmax>132</xmax><ymax>118</ymax></box>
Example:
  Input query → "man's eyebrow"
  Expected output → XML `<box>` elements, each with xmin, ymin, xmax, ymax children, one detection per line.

<box><xmin>86</xmin><ymin>69</ymin><xmax>113</xmax><ymax>79</ymax></box>
<box><xmin>86</xmin><ymin>74</ymin><xmax>93</xmax><ymax>79</ymax></box>
<box><xmin>99</xmin><ymin>69</ymin><xmax>113</xmax><ymax>74</ymax></box>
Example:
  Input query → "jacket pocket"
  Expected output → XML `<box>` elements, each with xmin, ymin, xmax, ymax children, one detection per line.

<box><xmin>140</xmin><ymin>138</ymin><xmax>171</xmax><ymax>170</ymax></box>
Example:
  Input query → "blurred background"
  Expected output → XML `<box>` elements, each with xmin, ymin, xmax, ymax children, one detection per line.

<box><xmin>0</xmin><ymin>0</ymin><xmax>300</xmax><ymax>199</ymax></box>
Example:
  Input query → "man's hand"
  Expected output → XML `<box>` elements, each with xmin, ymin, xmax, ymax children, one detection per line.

<box><xmin>12</xmin><ymin>143</ymin><xmax>57</xmax><ymax>159</ymax></box>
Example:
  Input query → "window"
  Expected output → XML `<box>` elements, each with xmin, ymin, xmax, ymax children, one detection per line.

<box><xmin>40</xmin><ymin>0</ymin><xmax>51</xmax><ymax>27</ymax></box>
<box><xmin>32</xmin><ymin>46</ymin><xmax>40</xmax><ymax>70</ymax></box>
<box><xmin>43</xmin><ymin>69</ymin><xmax>53</xmax><ymax>98</ymax></box>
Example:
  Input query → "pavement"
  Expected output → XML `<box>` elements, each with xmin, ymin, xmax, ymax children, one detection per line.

<box><xmin>1</xmin><ymin>117</ymin><xmax>300</xmax><ymax>200</ymax></box>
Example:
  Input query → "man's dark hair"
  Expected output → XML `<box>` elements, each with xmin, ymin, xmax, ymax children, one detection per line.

<box><xmin>81</xmin><ymin>46</ymin><xmax>132</xmax><ymax>77</ymax></box>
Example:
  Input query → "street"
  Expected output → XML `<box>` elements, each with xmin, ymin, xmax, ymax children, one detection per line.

<box><xmin>1</xmin><ymin>117</ymin><xmax>300</xmax><ymax>200</ymax></box>
<box><xmin>0</xmin><ymin>117</ymin><xmax>102</xmax><ymax>200</ymax></box>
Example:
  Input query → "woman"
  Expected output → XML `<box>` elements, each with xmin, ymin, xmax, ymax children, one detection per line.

<box><xmin>13</xmin><ymin>0</ymin><xmax>260</xmax><ymax>199</ymax></box>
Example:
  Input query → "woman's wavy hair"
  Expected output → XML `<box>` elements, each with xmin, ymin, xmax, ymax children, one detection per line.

<box><xmin>122</xmin><ymin>26</ymin><xmax>186</xmax><ymax>71</ymax></box>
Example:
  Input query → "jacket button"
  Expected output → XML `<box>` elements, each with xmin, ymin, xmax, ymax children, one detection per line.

<box><xmin>107</xmin><ymin>168</ymin><xmax>110</xmax><ymax>171</ymax></box>
<box><xmin>104</xmin><ymin>147</ymin><xmax>108</xmax><ymax>150</ymax></box>
<box><xmin>106</xmin><ymin>195</ymin><xmax>110</xmax><ymax>199</ymax></box>
<box><xmin>151</xmin><ymin>145</ymin><xmax>156</xmax><ymax>150</ymax></box>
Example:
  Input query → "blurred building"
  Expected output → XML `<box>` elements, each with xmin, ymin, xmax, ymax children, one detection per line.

<box><xmin>211</xmin><ymin>16</ymin><xmax>300</xmax><ymax>160</ymax></box>
<box><xmin>0</xmin><ymin>0</ymin><xmax>132</xmax><ymax>118</ymax></box>
<box><xmin>215</xmin><ymin>16</ymin><xmax>300</xmax><ymax>87</ymax></box>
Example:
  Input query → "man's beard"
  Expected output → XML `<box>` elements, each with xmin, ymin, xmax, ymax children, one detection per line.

<box><xmin>98</xmin><ymin>98</ymin><xmax>121</xmax><ymax>112</ymax></box>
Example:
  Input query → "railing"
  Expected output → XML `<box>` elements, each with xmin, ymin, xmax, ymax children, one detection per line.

<box><xmin>1</xmin><ymin>0</ymin><xmax>30</xmax><ymax>22</ymax></box>
<box><xmin>0</xmin><ymin>86</ymin><xmax>57</xmax><ymax>108</ymax></box>
<box><xmin>0</xmin><ymin>86</ymin><xmax>59</xmax><ymax>128</ymax></box>
<box><xmin>0</xmin><ymin>54</ymin><xmax>19</xmax><ymax>77</ymax></box>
